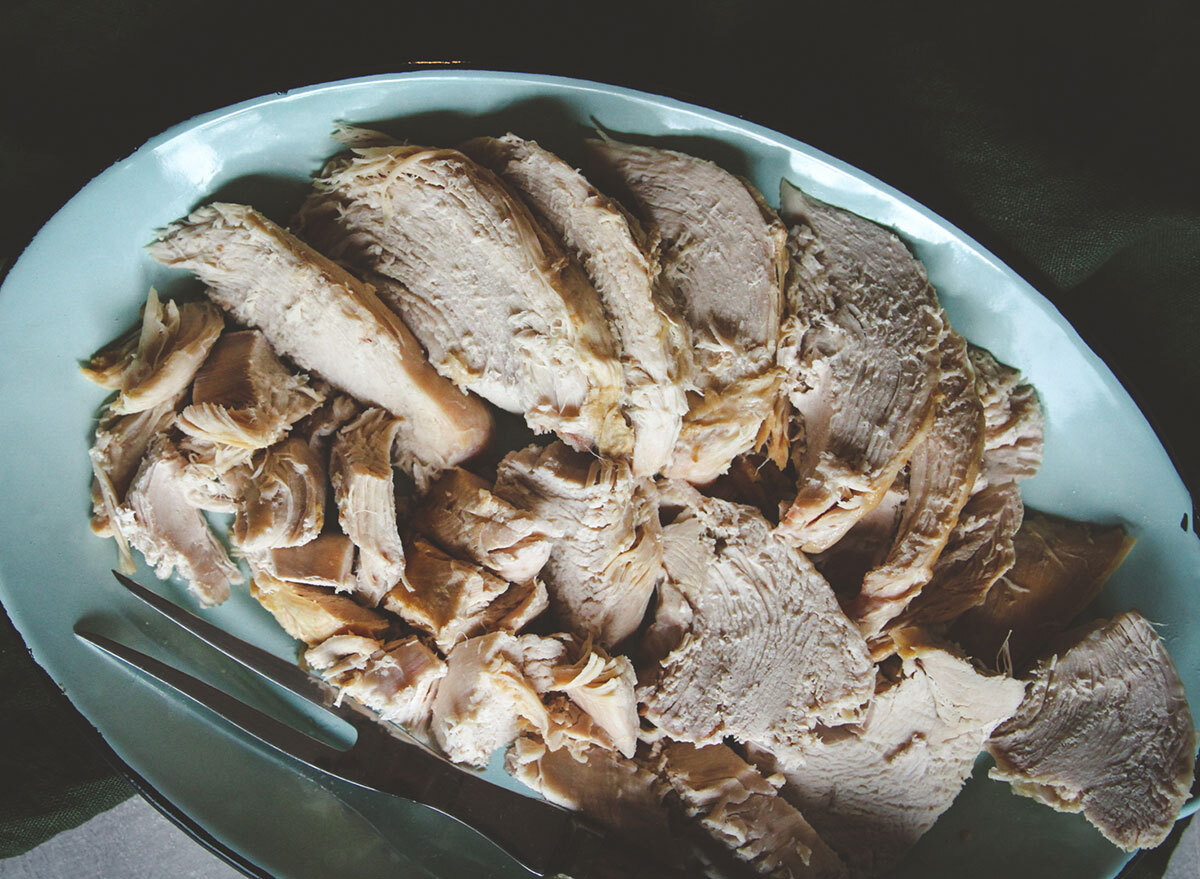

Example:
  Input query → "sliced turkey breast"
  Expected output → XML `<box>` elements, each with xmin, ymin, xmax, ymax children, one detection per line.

<box><xmin>173</xmin><ymin>435</ymin><xmax>254</xmax><ymax>514</ymax></box>
<box><xmin>519</xmin><ymin>635</ymin><xmax>639</xmax><ymax>759</ymax></box>
<box><xmin>148</xmin><ymin>203</ymin><xmax>492</xmax><ymax>470</ymax></box>
<box><xmin>987</xmin><ymin>611</ymin><xmax>1196</xmax><ymax>851</ymax></box>
<box><xmin>969</xmin><ymin>346</ymin><xmax>1044</xmax><ymax>486</ymax></box>
<box><xmin>584</xmin><ymin>136</ymin><xmax>787</xmax><ymax>483</ymax></box>
<box><xmin>81</xmin><ymin>287</ymin><xmax>223</xmax><ymax>415</ymax></box>
<box><xmin>775</xmin><ymin>182</ymin><xmax>944</xmax><ymax>553</ymax></box>
<box><xmin>894</xmin><ymin>482</ymin><xmax>1024</xmax><ymax>627</ymax></box>
<box><xmin>383</xmin><ymin>538</ymin><xmax>546</xmax><ymax>653</ymax></box>
<box><xmin>113</xmin><ymin>435</ymin><xmax>243</xmax><ymax>605</ymax></box>
<box><xmin>294</xmin><ymin>145</ymin><xmax>631</xmax><ymax>459</ymax></box>
<box><xmin>329</xmin><ymin>408</ymin><xmax>406</xmax><ymax>605</ymax></box>
<box><xmin>752</xmin><ymin>632</ymin><xmax>1025</xmax><ymax>878</ymax></box>
<box><xmin>493</xmin><ymin>442</ymin><xmax>661</xmax><ymax>648</ymax></box>
<box><xmin>641</xmin><ymin>483</ymin><xmax>873</xmax><ymax>747</ymax></box>
<box><xmin>430</xmin><ymin>631</ymin><xmax>639</xmax><ymax>767</ymax></box>
<box><xmin>655</xmin><ymin>741</ymin><xmax>847</xmax><ymax>879</ymax></box>
<box><xmin>88</xmin><ymin>395</ymin><xmax>181</xmax><ymax>571</ymax></box>
<box><xmin>249</xmin><ymin>570</ymin><xmax>390</xmax><ymax>645</ymax></box>
<box><xmin>850</xmin><ymin>330</ymin><xmax>985</xmax><ymax>637</ymax></box>
<box><xmin>414</xmin><ymin>467</ymin><xmax>556</xmax><ymax>583</ymax></box>
<box><xmin>884</xmin><ymin>348</ymin><xmax>1039</xmax><ymax>630</ymax></box>
<box><xmin>178</xmin><ymin>329</ymin><xmax>324</xmax><ymax>449</ymax></box>
<box><xmin>305</xmin><ymin>633</ymin><xmax>446</xmax><ymax>734</ymax></box>
<box><xmin>463</xmin><ymin>133</ymin><xmax>692</xmax><ymax>477</ymax></box>
<box><xmin>229</xmin><ymin>438</ymin><xmax>325</xmax><ymax>551</ymax></box>
<box><xmin>430</xmin><ymin>632</ymin><xmax>553</xmax><ymax>768</ymax></box>
<box><xmin>810</xmin><ymin>474</ymin><xmax>907</xmax><ymax>600</ymax></box>
<box><xmin>268</xmin><ymin>533</ymin><xmax>355</xmax><ymax>591</ymax></box>
<box><xmin>507</xmin><ymin>736</ymin><xmax>676</xmax><ymax>856</ymax></box>
<box><xmin>952</xmin><ymin>510</ymin><xmax>1135</xmax><ymax>670</ymax></box>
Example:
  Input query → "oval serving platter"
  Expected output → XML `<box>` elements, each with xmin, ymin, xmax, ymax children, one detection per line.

<box><xmin>0</xmin><ymin>72</ymin><xmax>1196</xmax><ymax>879</ymax></box>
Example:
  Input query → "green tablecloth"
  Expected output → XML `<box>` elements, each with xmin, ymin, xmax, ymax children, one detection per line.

<box><xmin>1</xmin><ymin>0</ymin><xmax>1195</xmax><ymax>869</ymax></box>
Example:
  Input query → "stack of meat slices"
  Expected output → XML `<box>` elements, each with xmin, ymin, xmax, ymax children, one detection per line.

<box><xmin>82</xmin><ymin>128</ymin><xmax>1194</xmax><ymax>878</ymax></box>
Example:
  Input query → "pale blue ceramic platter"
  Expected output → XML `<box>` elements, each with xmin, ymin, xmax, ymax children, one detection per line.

<box><xmin>0</xmin><ymin>72</ymin><xmax>1196</xmax><ymax>879</ymax></box>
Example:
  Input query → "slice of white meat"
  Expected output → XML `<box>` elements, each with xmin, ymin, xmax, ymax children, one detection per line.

<box><xmin>88</xmin><ymin>395</ymin><xmax>182</xmax><ymax>571</ymax></box>
<box><xmin>640</xmin><ymin>483</ymin><xmax>873</xmax><ymax>747</ymax></box>
<box><xmin>113</xmin><ymin>435</ymin><xmax>243</xmax><ymax>605</ymax></box>
<box><xmin>305</xmin><ymin>633</ymin><xmax>446</xmax><ymax>734</ymax></box>
<box><xmin>173</xmin><ymin>435</ymin><xmax>255</xmax><ymax>514</ymax></box>
<box><xmin>850</xmin><ymin>330</ymin><xmax>985</xmax><ymax>638</ymax></box>
<box><xmin>751</xmin><ymin>631</ymin><xmax>1025</xmax><ymax>878</ymax></box>
<box><xmin>295</xmin><ymin>145</ymin><xmax>631</xmax><ymax>459</ymax></box>
<box><xmin>148</xmin><ymin>203</ymin><xmax>493</xmax><ymax>470</ymax></box>
<box><xmin>506</xmin><ymin>735</ymin><xmax>677</xmax><ymax>856</ymax></box>
<box><xmin>268</xmin><ymin>533</ymin><xmax>356</xmax><ymax>591</ymax></box>
<box><xmin>329</xmin><ymin>408</ymin><xmax>406</xmax><ymax>605</ymax></box>
<box><xmin>382</xmin><ymin>537</ymin><xmax>541</xmax><ymax>653</ymax></box>
<box><xmin>249</xmin><ymin>570</ymin><xmax>390</xmax><ymax>646</ymax></box>
<box><xmin>810</xmin><ymin>474</ymin><xmax>907</xmax><ymax>600</ymax></box>
<box><xmin>987</xmin><ymin>611</ymin><xmax>1196</xmax><ymax>851</ymax></box>
<box><xmin>775</xmin><ymin>181</ymin><xmax>944</xmax><ymax>553</ymax></box>
<box><xmin>655</xmin><ymin>741</ymin><xmax>847</xmax><ymax>879</ymax></box>
<box><xmin>951</xmin><ymin>510</ymin><xmax>1135</xmax><ymax>671</ymax></box>
<box><xmin>885</xmin><ymin>347</ymin><xmax>1041</xmax><ymax>631</ymax></box>
<box><xmin>229</xmin><ymin>438</ymin><xmax>325</xmax><ymax>551</ymax></box>
<box><xmin>462</xmin><ymin>133</ymin><xmax>692</xmax><ymax>477</ymax></box>
<box><xmin>430</xmin><ymin>632</ymin><xmax>553</xmax><ymax>768</ymax></box>
<box><xmin>430</xmin><ymin>632</ymin><xmax>640</xmax><ymax>767</ymax></box>
<box><xmin>414</xmin><ymin>467</ymin><xmax>556</xmax><ymax>583</ymax></box>
<box><xmin>969</xmin><ymin>346</ymin><xmax>1044</xmax><ymax>486</ymax></box>
<box><xmin>178</xmin><ymin>329</ymin><xmax>324</xmax><ymax>449</ymax></box>
<box><xmin>82</xmin><ymin>287</ymin><xmax>224</xmax><ymax>415</ymax></box>
<box><xmin>584</xmin><ymin>136</ymin><xmax>788</xmax><ymax>483</ymax></box>
<box><xmin>893</xmin><ymin>482</ymin><xmax>1024</xmax><ymax>628</ymax></box>
<box><xmin>519</xmin><ymin>634</ymin><xmax>639</xmax><ymax>759</ymax></box>
<box><xmin>493</xmin><ymin>442</ymin><xmax>662</xmax><ymax>648</ymax></box>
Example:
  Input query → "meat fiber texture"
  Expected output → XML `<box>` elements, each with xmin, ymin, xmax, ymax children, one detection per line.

<box><xmin>228</xmin><ymin>437</ymin><xmax>325</xmax><ymax>552</ymax></box>
<box><xmin>148</xmin><ymin>202</ymin><xmax>493</xmax><ymax>471</ymax></box>
<box><xmin>894</xmin><ymin>482</ymin><xmax>1024</xmax><ymax>627</ymax></box>
<box><xmin>430</xmin><ymin>631</ymin><xmax>638</xmax><ymax>768</ymax></box>
<box><xmin>952</xmin><ymin>510</ymin><xmax>1135</xmax><ymax>670</ymax></box>
<box><xmin>305</xmin><ymin>633</ymin><xmax>446</xmax><ymax>734</ymax></box>
<box><xmin>506</xmin><ymin>736</ymin><xmax>676</xmax><ymax>856</ymax></box>
<box><xmin>776</xmin><ymin>181</ymin><xmax>944</xmax><ymax>554</ymax></box>
<box><xmin>382</xmin><ymin>537</ymin><xmax>548</xmax><ymax>653</ymax></box>
<box><xmin>494</xmin><ymin>442</ymin><xmax>662</xmax><ymax>649</ymax></box>
<box><xmin>178</xmin><ymin>329</ymin><xmax>325</xmax><ymax>450</ymax></box>
<box><xmin>87</xmin><ymin>395</ymin><xmax>182</xmax><ymax>571</ymax></box>
<box><xmin>329</xmin><ymin>408</ymin><xmax>407</xmax><ymax>606</ymax></box>
<box><xmin>414</xmin><ymin>467</ymin><xmax>557</xmax><ymax>584</ymax></box>
<box><xmin>293</xmin><ymin>142</ymin><xmax>632</xmax><ymax>460</ymax></box>
<box><xmin>267</xmin><ymin>533</ymin><xmax>355</xmax><ymax>591</ymax></box>
<box><xmin>851</xmin><ymin>329</ymin><xmax>985</xmax><ymax>638</ymax></box>
<box><xmin>641</xmin><ymin>482</ymin><xmax>873</xmax><ymax>748</ymax></box>
<box><xmin>249</xmin><ymin>570</ymin><xmax>390</xmax><ymax>646</ymax></box>
<box><xmin>584</xmin><ymin>136</ymin><xmax>788</xmax><ymax>483</ymax></box>
<box><xmin>114</xmin><ymin>435</ymin><xmax>243</xmax><ymax>605</ymax></box>
<box><xmin>463</xmin><ymin>133</ymin><xmax>693</xmax><ymax>478</ymax></box>
<box><xmin>752</xmin><ymin>632</ymin><xmax>1025</xmax><ymax>878</ymax></box>
<box><xmin>81</xmin><ymin>286</ymin><xmax>223</xmax><ymax>416</ymax></box>
<box><xmin>656</xmin><ymin>741</ymin><xmax>847</xmax><ymax>879</ymax></box>
<box><xmin>889</xmin><ymin>348</ymin><xmax>1042</xmax><ymax>630</ymax></box>
<box><xmin>988</xmin><ymin>612</ymin><xmax>1197</xmax><ymax>851</ymax></box>
<box><xmin>969</xmin><ymin>346</ymin><xmax>1044</xmax><ymax>487</ymax></box>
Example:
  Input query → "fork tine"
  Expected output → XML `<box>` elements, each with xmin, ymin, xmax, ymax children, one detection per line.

<box><xmin>77</xmin><ymin>628</ymin><xmax>346</xmax><ymax>772</ymax></box>
<box><xmin>111</xmin><ymin>570</ymin><xmax>353</xmax><ymax>720</ymax></box>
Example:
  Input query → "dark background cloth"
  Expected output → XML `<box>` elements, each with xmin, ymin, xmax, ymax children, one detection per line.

<box><xmin>1</xmin><ymin>0</ymin><xmax>1197</xmax><ymax>867</ymax></box>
